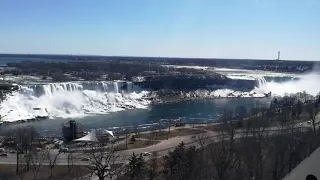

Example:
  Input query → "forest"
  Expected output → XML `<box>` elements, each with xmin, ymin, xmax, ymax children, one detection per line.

<box><xmin>120</xmin><ymin>92</ymin><xmax>320</xmax><ymax>180</ymax></box>
<box><xmin>2</xmin><ymin>54</ymin><xmax>317</xmax><ymax>73</ymax></box>
<box><xmin>5</xmin><ymin>61</ymin><xmax>257</xmax><ymax>92</ymax></box>
<box><xmin>0</xmin><ymin>92</ymin><xmax>319</xmax><ymax>180</ymax></box>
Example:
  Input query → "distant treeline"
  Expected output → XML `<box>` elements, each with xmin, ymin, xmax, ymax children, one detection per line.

<box><xmin>6</xmin><ymin>61</ymin><xmax>249</xmax><ymax>90</ymax></box>
<box><xmin>6</xmin><ymin>61</ymin><xmax>168</xmax><ymax>81</ymax></box>
<box><xmin>1</xmin><ymin>54</ymin><xmax>317</xmax><ymax>73</ymax></box>
<box><xmin>158</xmin><ymin>58</ymin><xmax>317</xmax><ymax>73</ymax></box>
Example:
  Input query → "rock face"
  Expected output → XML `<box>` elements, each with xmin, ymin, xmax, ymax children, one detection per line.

<box><xmin>149</xmin><ymin>89</ymin><xmax>267</xmax><ymax>105</ymax></box>
<box><xmin>135</xmin><ymin>75</ymin><xmax>256</xmax><ymax>91</ymax></box>
<box><xmin>137</xmin><ymin>75</ymin><xmax>268</xmax><ymax>104</ymax></box>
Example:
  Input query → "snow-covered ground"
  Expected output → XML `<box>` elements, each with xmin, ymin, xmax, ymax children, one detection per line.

<box><xmin>162</xmin><ymin>65</ymin><xmax>211</xmax><ymax>70</ymax></box>
<box><xmin>1</xmin><ymin>66</ymin><xmax>319</xmax><ymax>123</ymax></box>
<box><xmin>182</xmin><ymin>89</ymin><xmax>267</xmax><ymax>99</ymax></box>
<box><xmin>161</xmin><ymin>65</ymin><xmax>320</xmax><ymax>96</ymax></box>
<box><xmin>0</xmin><ymin>82</ymin><xmax>150</xmax><ymax>122</ymax></box>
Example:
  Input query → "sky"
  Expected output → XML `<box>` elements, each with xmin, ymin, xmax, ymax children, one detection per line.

<box><xmin>0</xmin><ymin>0</ymin><xmax>319</xmax><ymax>60</ymax></box>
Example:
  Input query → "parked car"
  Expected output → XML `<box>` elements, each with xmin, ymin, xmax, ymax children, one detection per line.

<box><xmin>81</xmin><ymin>157</ymin><xmax>90</xmax><ymax>161</ymax></box>
<box><xmin>59</xmin><ymin>147</ymin><xmax>69</xmax><ymax>153</ymax></box>
<box><xmin>143</xmin><ymin>152</ymin><xmax>151</xmax><ymax>156</ymax></box>
<box><xmin>0</xmin><ymin>153</ymin><xmax>8</xmax><ymax>157</ymax></box>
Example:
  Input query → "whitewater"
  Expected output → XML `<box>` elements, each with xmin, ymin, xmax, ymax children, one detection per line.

<box><xmin>1</xmin><ymin>71</ymin><xmax>320</xmax><ymax>123</ymax></box>
<box><xmin>265</xmin><ymin>73</ymin><xmax>320</xmax><ymax>96</ymax></box>
<box><xmin>1</xmin><ymin>79</ymin><xmax>267</xmax><ymax>122</ymax></box>
<box><xmin>0</xmin><ymin>81</ymin><xmax>150</xmax><ymax>122</ymax></box>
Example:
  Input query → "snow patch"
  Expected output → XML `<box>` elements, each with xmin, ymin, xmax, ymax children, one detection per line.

<box><xmin>0</xmin><ymin>82</ymin><xmax>150</xmax><ymax>122</ymax></box>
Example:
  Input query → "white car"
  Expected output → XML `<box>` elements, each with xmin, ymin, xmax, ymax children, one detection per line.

<box><xmin>143</xmin><ymin>152</ymin><xmax>151</xmax><ymax>156</ymax></box>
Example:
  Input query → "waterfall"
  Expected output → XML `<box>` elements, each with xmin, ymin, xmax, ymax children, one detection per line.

<box><xmin>257</xmin><ymin>76</ymin><xmax>267</xmax><ymax>89</ymax></box>
<box><xmin>114</xmin><ymin>82</ymin><xmax>119</xmax><ymax>93</ymax></box>
<box><xmin>252</xmin><ymin>76</ymin><xmax>271</xmax><ymax>95</ymax></box>
<box><xmin>19</xmin><ymin>82</ymin><xmax>137</xmax><ymax>97</ymax></box>
<box><xmin>1</xmin><ymin>81</ymin><xmax>149</xmax><ymax>122</ymax></box>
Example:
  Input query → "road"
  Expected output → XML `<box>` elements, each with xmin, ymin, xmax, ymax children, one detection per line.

<box><xmin>1</xmin><ymin>116</ymin><xmax>319</xmax><ymax>180</ymax></box>
<box><xmin>0</xmin><ymin>127</ymin><xmax>218</xmax><ymax>165</ymax></box>
<box><xmin>0</xmin><ymin>120</ymin><xmax>316</xmax><ymax>165</ymax></box>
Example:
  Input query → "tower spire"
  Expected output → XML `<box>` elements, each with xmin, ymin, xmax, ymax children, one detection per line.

<box><xmin>277</xmin><ymin>51</ymin><xmax>280</xmax><ymax>60</ymax></box>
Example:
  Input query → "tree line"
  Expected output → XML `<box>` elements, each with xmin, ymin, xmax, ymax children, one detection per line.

<box><xmin>0</xmin><ymin>92</ymin><xmax>319</xmax><ymax>180</ymax></box>
<box><xmin>122</xmin><ymin>92</ymin><xmax>320</xmax><ymax>180</ymax></box>
<box><xmin>1</xmin><ymin>54</ymin><xmax>316</xmax><ymax>73</ymax></box>
<box><xmin>6</xmin><ymin>61</ymin><xmax>223</xmax><ymax>82</ymax></box>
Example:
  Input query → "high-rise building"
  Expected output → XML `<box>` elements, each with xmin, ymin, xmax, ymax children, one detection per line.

<box><xmin>62</xmin><ymin>120</ymin><xmax>81</xmax><ymax>141</ymax></box>
<box><xmin>277</xmin><ymin>51</ymin><xmax>281</xmax><ymax>60</ymax></box>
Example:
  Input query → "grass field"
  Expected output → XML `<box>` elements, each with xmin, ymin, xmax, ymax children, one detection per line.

<box><xmin>141</xmin><ymin>128</ymin><xmax>206</xmax><ymax>140</ymax></box>
<box><xmin>114</xmin><ymin>139</ymin><xmax>160</xmax><ymax>151</ymax></box>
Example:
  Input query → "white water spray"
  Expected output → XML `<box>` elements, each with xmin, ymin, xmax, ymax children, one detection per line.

<box><xmin>251</xmin><ymin>76</ymin><xmax>270</xmax><ymax>94</ymax></box>
<box><xmin>0</xmin><ymin>82</ymin><xmax>150</xmax><ymax>122</ymax></box>
<box><xmin>265</xmin><ymin>73</ymin><xmax>320</xmax><ymax>96</ymax></box>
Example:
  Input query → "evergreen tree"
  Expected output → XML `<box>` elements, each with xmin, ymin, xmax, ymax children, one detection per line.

<box><xmin>147</xmin><ymin>152</ymin><xmax>158</xmax><ymax>180</ymax></box>
<box><xmin>295</xmin><ymin>100</ymin><xmax>303</xmax><ymax>118</ymax></box>
<box><xmin>163</xmin><ymin>142</ymin><xmax>197</xmax><ymax>180</ymax></box>
<box><xmin>127</xmin><ymin>152</ymin><xmax>145</xmax><ymax>180</ymax></box>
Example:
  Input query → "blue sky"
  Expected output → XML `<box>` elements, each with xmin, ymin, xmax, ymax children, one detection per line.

<box><xmin>0</xmin><ymin>0</ymin><xmax>319</xmax><ymax>60</ymax></box>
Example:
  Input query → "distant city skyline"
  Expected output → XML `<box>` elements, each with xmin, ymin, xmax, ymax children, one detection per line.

<box><xmin>1</xmin><ymin>0</ymin><xmax>319</xmax><ymax>60</ymax></box>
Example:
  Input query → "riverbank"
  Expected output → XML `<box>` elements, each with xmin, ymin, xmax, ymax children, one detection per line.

<box><xmin>0</xmin><ymin>98</ymin><xmax>269</xmax><ymax>136</ymax></box>
<box><xmin>149</xmin><ymin>89</ymin><xmax>270</xmax><ymax>105</ymax></box>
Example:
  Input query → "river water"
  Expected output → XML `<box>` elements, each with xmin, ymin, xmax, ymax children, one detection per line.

<box><xmin>1</xmin><ymin>57</ymin><xmax>317</xmax><ymax>137</ymax></box>
<box><xmin>1</xmin><ymin>98</ymin><xmax>269</xmax><ymax>137</ymax></box>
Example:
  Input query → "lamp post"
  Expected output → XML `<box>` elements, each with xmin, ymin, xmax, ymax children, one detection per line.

<box><xmin>16</xmin><ymin>144</ymin><xmax>22</xmax><ymax>175</ymax></box>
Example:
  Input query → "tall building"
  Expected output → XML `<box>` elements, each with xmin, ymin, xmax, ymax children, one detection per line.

<box><xmin>62</xmin><ymin>120</ymin><xmax>81</xmax><ymax>141</ymax></box>
<box><xmin>277</xmin><ymin>51</ymin><xmax>281</xmax><ymax>60</ymax></box>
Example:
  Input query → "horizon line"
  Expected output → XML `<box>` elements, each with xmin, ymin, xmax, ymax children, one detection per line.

<box><xmin>0</xmin><ymin>53</ymin><xmax>319</xmax><ymax>62</ymax></box>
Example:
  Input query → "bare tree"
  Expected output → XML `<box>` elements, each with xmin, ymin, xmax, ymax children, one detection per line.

<box><xmin>123</xmin><ymin>127</ymin><xmax>130</xmax><ymax>149</ymax></box>
<box><xmin>167</xmin><ymin>119</ymin><xmax>172</xmax><ymax>139</ymax></box>
<box><xmin>306</xmin><ymin>102</ymin><xmax>319</xmax><ymax>132</ymax></box>
<box><xmin>295</xmin><ymin>100</ymin><xmax>303</xmax><ymax>118</ymax></box>
<box><xmin>6</xmin><ymin>126</ymin><xmax>39</xmax><ymax>174</ymax></box>
<box><xmin>239</xmin><ymin>117</ymin><xmax>271</xmax><ymax>180</ymax></box>
<box><xmin>67</xmin><ymin>151</ymin><xmax>75</xmax><ymax>173</ymax></box>
<box><xmin>132</xmin><ymin>122</ymin><xmax>140</xmax><ymax>139</ymax></box>
<box><xmin>45</xmin><ymin>148</ymin><xmax>61</xmax><ymax>177</ymax></box>
<box><xmin>195</xmin><ymin>133</ymin><xmax>213</xmax><ymax>180</ymax></box>
<box><xmin>209</xmin><ymin>135</ymin><xmax>236</xmax><ymax>180</ymax></box>
<box><xmin>147</xmin><ymin>152</ymin><xmax>158</xmax><ymax>180</ymax></box>
<box><xmin>85</xmin><ymin>145</ymin><xmax>120</xmax><ymax>180</ymax></box>
<box><xmin>29</xmin><ymin>151</ymin><xmax>46</xmax><ymax>180</ymax></box>
<box><xmin>196</xmin><ymin>133</ymin><xmax>209</xmax><ymax>155</ymax></box>
<box><xmin>220</xmin><ymin>109</ymin><xmax>237</xmax><ymax>148</ymax></box>
<box><xmin>298</xmin><ymin>91</ymin><xmax>313</xmax><ymax>103</ymax></box>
